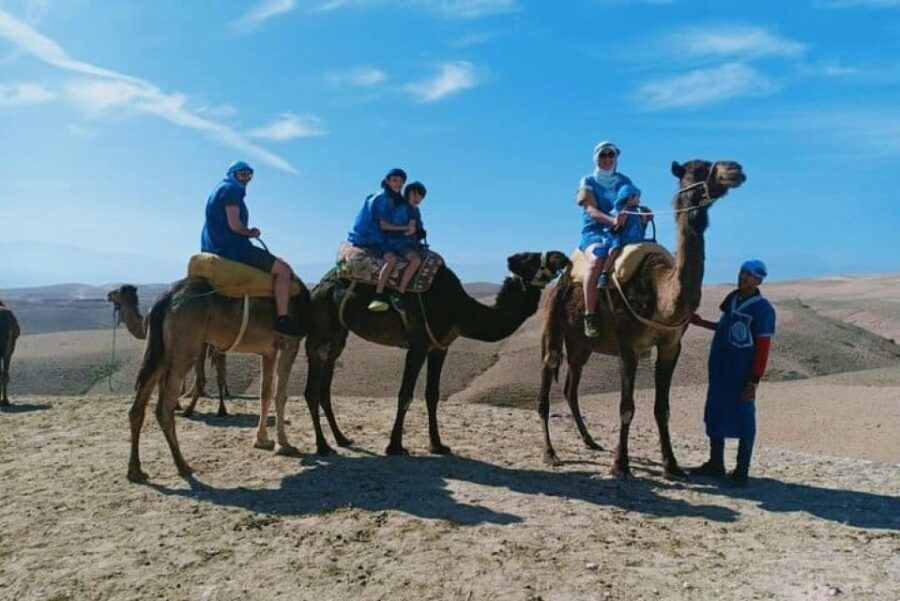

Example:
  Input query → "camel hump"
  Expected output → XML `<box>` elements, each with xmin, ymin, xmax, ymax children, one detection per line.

<box><xmin>569</xmin><ymin>242</ymin><xmax>674</xmax><ymax>286</ymax></box>
<box><xmin>334</xmin><ymin>242</ymin><xmax>445</xmax><ymax>293</ymax></box>
<box><xmin>187</xmin><ymin>252</ymin><xmax>302</xmax><ymax>298</ymax></box>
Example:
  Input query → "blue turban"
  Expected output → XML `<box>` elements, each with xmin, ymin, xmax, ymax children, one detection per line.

<box><xmin>615</xmin><ymin>184</ymin><xmax>641</xmax><ymax>203</ymax></box>
<box><xmin>227</xmin><ymin>160</ymin><xmax>254</xmax><ymax>176</ymax></box>
<box><xmin>741</xmin><ymin>259</ymin><xmax>768</xmax><ymax>282</ymax></box>
<box><xmin>385</xmin><ymin>167</ymin><xmax>407</xmax><ymax>182</ymax></box>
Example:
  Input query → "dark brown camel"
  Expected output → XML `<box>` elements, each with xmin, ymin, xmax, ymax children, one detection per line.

<box><xmin>537</xmin><ymin>160</ymin><xmax>746</xmax><ymax>478</ymax></box>
<box><xmin>304</xmin><ymin>251</ymin><xmax>570</xmax><ymax>456</ymax></box>
<box><xmin>127</xmin><ymin>277</ymin><xmax>311</xmax><ymax>482</ymax></box>
<box><xmin>0</xmin><ymin>300</ymin><xmax>21</xmax><ymax>406</ymax></box>
<box><xmin>107</xmin><ymin>284</ymin><xmax>230</xmax><ymax>416</ymax></box>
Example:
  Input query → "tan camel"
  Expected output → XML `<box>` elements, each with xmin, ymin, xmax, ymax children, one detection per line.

<box><xmin>127</xmin><ymin>277</ymin><xmax>311</xmax><ymax>482</ymax></box>
<box><xmin>304</xmin><ymin>251</ymin><xmax>569</xmax><ymax>456</ymax></box>
<box><xmin>537</xmin><ymin>160</ymin><xmax>746</xmax><ymax>478</ymax></box>
<box><xmin>107</xmin><ymin>284</ymin><xmax>230</xmax><ymax>416</ymax></box>
<box><xmin>0</xmin><ymin>300</ymin><xmax>21</xmax><ymax>406</ymax></box>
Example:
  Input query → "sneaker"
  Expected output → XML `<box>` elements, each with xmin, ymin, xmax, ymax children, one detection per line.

<box><xmin>583</xmin><ymin>314</ymin><xmax>601</xmax><ymax>338</ymax></box>
<box><xmin>727</xmin><ymin>468</ymin><xmax>749</xmax><ymax>487</ymax></box>
<box><xmin>274</xmin><ymin>315</ymin><xmax>305</xmax><ymax>338</ymax></box>
<box><xmin>688</xmin><ymin>461</ymin><xmax>726</xmax><ymax>478</ymax></box>
<box><xmin>597</xmin><ymin>273</ymin><xmax>609</xmax><ymax>288</ymax></box>
<box><xmin>367</xmin><ymin>293</ymin><xmax>390</xmax><ymax>312</ymax></box>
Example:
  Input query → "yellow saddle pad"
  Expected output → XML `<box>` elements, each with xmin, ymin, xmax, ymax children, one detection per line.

<box><xmin>569</xmin><ymin>242</ymin><xmax>674</xmax><ymax>286</ymax></box>
<box><xmin>187</xmin><ymin>253</ymin><xmax>302</xmax><ymax>298</ymax></box>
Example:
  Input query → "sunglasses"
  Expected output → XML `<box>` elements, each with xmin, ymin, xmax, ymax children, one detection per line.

<box><xmin>598</xmin><ymin>151</ymin><xmax>616</xmax><ymax>159</ymax></box>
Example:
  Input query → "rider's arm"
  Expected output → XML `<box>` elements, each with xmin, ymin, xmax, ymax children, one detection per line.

<box><xmin>577</xmin><ymin>188</ymin><xmax>617</xmax><ymax>227</ymax></box>
<box><xmin>225</xmin><ymin>205</ymin><xmax>253</xmax><ymax>236</ymax></box>
<box><xmin>379</xmin><ymin>219</ymin><xmax>411</xmax><ymax>232</ymax></box>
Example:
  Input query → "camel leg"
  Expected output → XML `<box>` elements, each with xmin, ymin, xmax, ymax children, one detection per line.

<box><xmin>320</xmin><ymin>352</ymin><xmax>353</xmax><ymax>447</ymax></box>
<box><xmin>655</xmin><ymin>341</ymin><xmax>686</xmax><ymax>480</ymax></box>
<box><xmin>386</xmin><ymin>346</ymin><xmax>428</xmax><ymax>456</ymax></box>
<box><xmin>0</xmin><ymin>353</ymin><xmax>9</xmax><ymax>405</ymax></box>
<box><xmin>184</xmin><ymin>343</ymin><xmax>208</xmax><ymax>400</ymax></box>
<box><xmin>128</xmin><ymin>366</ymin><xmax>164</xmax><ymax>482</ymax></box>
<box><xmin>610</xmin><ymin>347</ymin><xmax>639</xmax><ymax>479</ymax></box>
<box><xmin>303</xmin><ymin>345</ymin><xmax>334</xmax><ymax>456</ymax></box>
<box><xmin>564</xmin><ymin>348</ymin><xmax>602</xmax><ymax>451</ymax></box>
<box><xmin>537</xmin><ymin>329</ymin><xmax>561</xmax><ymax>465</ymax></box>
<box><xmin>155</xmin><ymin>363</ymin><xmax>195</xmax><ymax>477</ymax></box>
<box><xmin>254</xmin><ymin>353</ymin><xmax>276</xmax><ymax>450</ymax></box>
<box><xmin>212</xmin><ymin>351</ymin><xmax>228</xmax><ymax>416</ymax></box>
<box><xmin>425</xmin><ymin>349</ymin><xmax>450</xmax><ymax>455</ymax></box>
<box><xmin>273</xmin><ymin>342</ymin><xmax>300</xmax><ymax>456</ymax></box>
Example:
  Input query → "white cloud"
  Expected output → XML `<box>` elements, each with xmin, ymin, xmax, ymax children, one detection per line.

<box><xmin>233</xmin><ymin>0</ymin><xmax>297</xmax><ymax>32</ymax></box>
<box><xmin>0</xmin><ymin>8</ymin><xmax>297</xmax><ymax>173</ymax></box>
<box><xmin>327</xmin><ymin>67</ymin><xmax>388</xmax><ymax>87</ymax></box>
<box><xmin>665</xmin><ymin>26</ymin><xmax>806</xmax><ymax>62</ymax></box>
<box><xmin>798</xmin><ymin>59</ymin><xmax>862</xmax><ymax>77</ymax></box>
<box><xmin>637</xmin><ymin>62</ymin><xmax>777</xmax><ymax>110</ymax></box>
<box><xmin>248</xmin><ymin>113</ymin><xmax>327</xmax><ymax>140</ymax></box>
<box><xmin>405</xmin><ymin>61</ymin><xmax>478</xmax><ymax>102</ymax></box>
<box><xmin>315</xmin><ymin>0</ymin><xmax>516</xmax><ymax>18</ymax></box>
<box><xmin>0</xmin><ymin>81</ymin><xmax>54</xmax><ymax>106</ymax></box>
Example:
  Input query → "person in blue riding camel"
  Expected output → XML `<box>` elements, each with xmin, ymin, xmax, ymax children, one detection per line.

<box><xmin>690</xmin><ymin>260</ymin><xmax>776</xmax><ymax>487</ymax></box>
<box><xmin>577</xmin><ymin>140</ymin><xmax>634</xmax><ymax>338</ymax></box>
<box><xmin>200</xmin><ymin>160</ymin><xmax>304</xmax><ymax>337</ymax></box>
<box><xmin>348</xmin><ymin>168</ymin><xmax>422</xmax><ymax>312</ymax></box>
<box><xmin>598</xmin><ymin>183</ymin><xmax>654</xmax><ymax>285</ymax></box>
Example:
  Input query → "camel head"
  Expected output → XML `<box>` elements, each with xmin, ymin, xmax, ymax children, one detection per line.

<box><xmin>671</xmin><ymin>159</ymin><xmax>746</xmax><ymax>231</ymax></box>
<box><xmin>106</xmin><ymin>284</ymin><xmax>139</xmax><ymax>316</ymax></box>
<box><xmin>507</xmin><ymin>251</ymin><xmax>570</xmax><ymax>288</ymax></box>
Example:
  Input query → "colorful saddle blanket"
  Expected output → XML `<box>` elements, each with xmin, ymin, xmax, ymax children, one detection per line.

<box><xmin>569</xmin><ymin>242</ymin><xmax>674</xmax><ymax>286</ymax></box>
<box><xmin>335</xmin><ymin>242</ymin><xmax>444</xmax><ymax>293</ymax></box>
<box><xmin>187</xmin><ymin>252</ymin><xmax>303</xmax><ymax>298</ymax></box>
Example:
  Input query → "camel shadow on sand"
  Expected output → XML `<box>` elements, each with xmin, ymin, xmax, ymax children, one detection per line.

<box><xmin>149</xmin><ymin>453</ymin><xmax>738</xmax><ymax>527</ymax></box>
<box><xmin>693</xmin><ymin>476</ymin><xmax>900</xmax><ymax>530</ymax></box>
<box><xmin>0</xmin><ymin>402</ymin><xmax>51</xmax><ymax>414</ymax></box>
<box><xmin>182</xmin><ymin>412</ymin><xmax>290</xmax><ymax>429</ymax></box>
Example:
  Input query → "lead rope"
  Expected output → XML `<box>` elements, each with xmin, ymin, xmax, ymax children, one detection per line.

<box><xmin>412</xmin><ymin>255</ymin><xmax>449</xmax><ymax>351</ymax></box>
<box><xmin>108</xmin><ymin>306</ymin><xmax>118</xmax><ymax>392</ymax></box>
<box><xmin>225</xmin><ymin>295</ymin><xmax>251</xmax><ymax>353</ymax></box>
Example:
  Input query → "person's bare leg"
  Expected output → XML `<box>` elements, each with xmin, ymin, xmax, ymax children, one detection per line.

<box><xmin>376</xmin><ymin>253</ymin><xmax>397</xmax><ymax>294</ymax></box>
<box><xmin>271</xmin><ymin>259</ymin><xmax>292</xmax><ymax>317</ymax></box>
<box><xmin>397</xmin><ymin>250</ymin><xmax>421</xmax><ymax>293</ymax></box>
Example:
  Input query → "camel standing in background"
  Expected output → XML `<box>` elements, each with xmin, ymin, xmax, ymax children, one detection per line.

<box><xmin>127</xmin><ymin>277</ymin><xmax>311</xmax><ymax>482</ymax></box>
<box><xmin>304</xmin><ymin>251</ymin><xmax>569</xmax><ymax>457</ymax></box>
<box><xmin>537</xmin><ymin>160</ymin><xmax>746</xmax><ymax>479</ymax></box>
<box><xmin>0</xmin><ymin>301</ymin><xmax>21</xmax><ymax>406</ymax></box>
<box><xmin>107</xmin><ymin>285</ymin><xmax>230</xmax><ymax>416</ymax></box>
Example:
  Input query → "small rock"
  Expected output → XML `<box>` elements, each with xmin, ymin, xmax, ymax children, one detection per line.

<box><xmin>828</xmin><ymin>586</ymin><xmax>842</xmax><ymax>596</ymax></box>
<box><xmin>586</xmin><ymin>562</ymin><xmax>599</xmax><ymax>571</ymax></box>
<box><xmin>682</xmin><ymin>581</ymin><xmax>691</xmax><ymax>590</ymax></box>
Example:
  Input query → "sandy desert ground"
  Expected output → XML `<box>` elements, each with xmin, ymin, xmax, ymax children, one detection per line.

<box><xmin>0</xmin><ymin>275</ymin><xmax>898</xmax><ymax>600</ymax></box>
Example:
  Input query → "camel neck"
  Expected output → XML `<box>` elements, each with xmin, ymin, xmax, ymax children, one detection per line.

<box><xmin>666</xmin><ymin>211</ymin><xmax>706</xmax><ymax>321</ymax></box>
<box><xmin>456</xmin><ymin>277</ymin><xmax>542</xmax><ymax>342</ymax></box>
<box><xmin>119</xmin><ymin>302</ymin><xmax>147</xmax><ymax>339</ymax></box>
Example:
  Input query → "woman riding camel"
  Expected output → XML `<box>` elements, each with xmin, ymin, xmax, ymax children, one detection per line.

<box><xmin>576</xmin><ymin>141</ymin><xmax>634</xmax><ymax>338</ymax></box>
<box><xmin>200</xmin><ymin>160</ymin><xmax>304</xmax><ymax>338</ymax></box>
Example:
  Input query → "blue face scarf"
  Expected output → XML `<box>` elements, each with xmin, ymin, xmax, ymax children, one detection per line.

<box><xmin>593</xmin><ymin>146</ymin><xmax>619</xmax><ymax>190</ymax></box>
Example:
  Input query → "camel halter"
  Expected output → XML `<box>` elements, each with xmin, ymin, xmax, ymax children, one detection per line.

<box><xmin>675</xmin><ymin>161</ymin><xmax>720</xmax><ymax>210</ymax></box>
<box><xmin>511</xmin><ymin>252</ymin><xmax>557</xmax><ymax>291</ymax></box>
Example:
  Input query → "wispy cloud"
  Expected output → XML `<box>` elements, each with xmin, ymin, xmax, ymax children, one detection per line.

<box><xmin>315</xmin><ymin>0</ymin><xmax>517</xmax><ymax>18</ymax></box>
<box><xmin>405</xmin><ymin>61</ymin><xmax>478</xmax><ymax>102</ymax></box>
<box><xmin>248</xmin><ymin>113</ymin><xmax>327</xmax><ymax>140</ymax></box>
<box><xmin>637</xmin><ymin>62</ymin><xmax>777</xmax><ymax>110</ymax></box>
<box><xmin>0</xmin><ymin>8</ymin><xmax>297</xmax><ymax>173</ymax></box>
<box><xmin>797</xmin><ymin>59</ymin><xmax>863</xmax><ymax>77</ymax></box>
<box><xmin>0</xmin><ymin>81</ymin><xmax>53</xmax><ymax>106</ymax></box>
<box><xmin>327</xmin><ymin>67</ymin><xmax>388</xmax><ymax>87</ymax></box>
<box><xmin>665</xmin><ymin>26</ymin><xmax>806</xmax><ymax>62</ymax></box>
<box><xmin>232</xmin><ymin>0</ymin><xmax>297</xmax><ymax>32</ymax></box>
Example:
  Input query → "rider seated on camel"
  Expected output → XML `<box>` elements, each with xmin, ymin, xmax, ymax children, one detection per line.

<box><xmin>377</xmin><ymin>180</ymin><xmax>429</xmax><ymax>311</ymax></box>
<box><xmin>577</xmin><ymin>140</ymin><xmax>634</xmax><ymax>338</ymax></box>
<box><xmin>599</xmin><ymin>184</ymin><xmax>654</xmax><ymax>285</ymax></box>
<box><xmin>200</xmin><ymin>160</ymin><xmax>304</xmax><ymax>338</ymax></box>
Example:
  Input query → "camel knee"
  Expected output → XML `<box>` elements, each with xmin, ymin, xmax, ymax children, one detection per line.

<box><xmin>544</xmin><ymin>349</ymin><xmax>561</xmax><ymax>370</ymax></box>
<box><xmin>621</xmin><ymin>409</ymin><xmax>634</xmax><ymax>425</ymax></box>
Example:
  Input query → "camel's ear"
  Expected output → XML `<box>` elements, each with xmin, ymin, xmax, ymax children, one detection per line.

<box><xmin>671</xmin><ymin>161</ymin><xmax>685</xmax><ymax>179</ymax></box>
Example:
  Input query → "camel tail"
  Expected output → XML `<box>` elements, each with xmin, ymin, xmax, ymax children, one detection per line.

<box><xmin>542</xmin><ymin>271</ymin><xmax>571</xmax><ymax>382</ymax></box>
<box><xmin>134</xmin><ymin>288</ymin><xmax>174</xmax><ymax>391</ymax></box>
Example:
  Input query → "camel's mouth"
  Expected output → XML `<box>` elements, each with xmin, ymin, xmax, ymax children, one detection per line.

<box><xmin>715</xmin><ymin>162</ymin><xmax>746</xmax><ymax>189</ymax></box>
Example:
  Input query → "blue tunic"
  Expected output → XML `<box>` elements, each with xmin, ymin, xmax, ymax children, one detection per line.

<box><xmin>611</xmin><ymin>199</ymin><xmax>648</xmax><ymax>249</ymax></box>
<box><xmin>348</xmin><ymin>191</ymin><xmax>393</xmax><ymax>254</ymax></box>
<box><xmin>200</xmin><ymin>178</ymin><xmax>252</xmax><ymax>261</ymax></box>
<box><xmin>704</xmin><ymin>290</ymin><xmax>777</xmax><ymax>439</ymax></box>
<box><xmin>383</xmin><ymin>203</ymin><xmax>424</xmax><ymax>253</ymax></box>
<box><xmin>578</xmin><ymin>172</ymin><xmax>633</xmax><ymax>251</ymax></box>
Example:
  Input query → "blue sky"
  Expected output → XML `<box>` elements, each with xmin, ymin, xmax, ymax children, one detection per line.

<box><xmin>1</xmin><ymin>0</ymin><xmax>899</xmax><ymax>287</ymax></box>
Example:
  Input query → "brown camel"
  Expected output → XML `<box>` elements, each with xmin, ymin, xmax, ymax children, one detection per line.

<box><xmin>107</xmin><ymin>284</ymin><xmax>230</xmax><ymax>416</ymax></box>
<box><xmin>0</xmin><ymin>300</ymin><xmax>21</xmax><ymax>406</ymax></box>
<box><xmin>536</xmin><ymin>159</ymin><xmax>746</xmax><ymax>479</ymax></box>
<box><xmin>127</xmin><ymin>277</ymin><xmax>311</xmax><ymax>482</ymax></box>
<box><xmin>304</xmin><ymin>251</ymin><xmax>570</xmax><ymax>456</ymax></box>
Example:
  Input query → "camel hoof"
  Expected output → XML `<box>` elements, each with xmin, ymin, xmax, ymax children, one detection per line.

<box><xmin>217</xmin><ymin>408</ymin><xmax>228</xmax><ymax>418</ymax></box>
<box><xmin>181</xmin><ymin>409</ymin><xmax>194</xmax><ymax>418</ymax></box>
<box><xmin>583</xmin><ymin>439</ymin><xmax>604</xmax><ymax>451</ymax></box>
<box><xmin>177</xmin><ymin>465</ymin><xmax>194</xmax><ymax>477</ymax></box>
<box><xmin>0</xmin><ymin>400</ymin><xmax>10</xmax><ymax>407</ymax></box>
<box><xmin>174</xmin><ymin>403</ymin><xmax>183</xmax><ymax>411</ymax></box>
<box><xmin>543</xmin><ymin>451</ymin><xmax>562</xmax><ymax>467</ymax></box>
<box><xmin>335</xmin><ymin>435</ymin><xmax>354</xmax><ymax>448</ymax></box>
<box><xmin>316</xmin><ymin>444</ymin><xmax>336</xmax><ymax>457</ymax></box>
<box><xmin>610</xmin><ymin>461</ymin><xmax>631</xmax><ymax>479</ymax></box>
<box><xmin>429</xmin><ymin>443</ymin><xmax>452</xmax><ymax>455</ymax></box>
<box><xmin>127</xmin><ymin>468</ymin><xmax>149</xmax><ymax>483</ymax></box>
<box><xmin>664</xmin><ymin>465</ymin><xmax>687</xmax><ymax>481</ymax></box>
<box><xmin>254</xmin><ymin>439</ymin><xmax>275</xmax><ymax>451</ymax></box>
<box><xmin>275</xmin><ymin>444</ymin><xmax>301</xmax><ymax>457</ymax></box>
<box><xmin>385</xmin><ymin>445</ymin><xmax>409</xmax><ymax>456</ymax></box>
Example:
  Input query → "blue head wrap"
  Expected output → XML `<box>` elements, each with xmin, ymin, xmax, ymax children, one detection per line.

<box><xmin>615</xmin><ymin>184</ymin><xmax>641</xmax><ymax>204</ymax></box>
<box><xmin>741</xmin><ymin>259</ymin><xmax>768</xmax><ymax>282</ymax></box>
<box><xmin>384</xmin><ymin>167</ymin><xmax>407</xmax><ymax>182</ymax></box>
